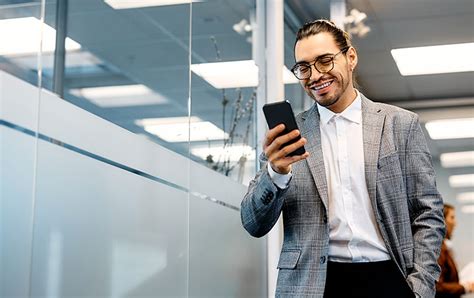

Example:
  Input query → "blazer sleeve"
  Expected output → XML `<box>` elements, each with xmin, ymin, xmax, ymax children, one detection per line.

<box><xmin>404</xmin><ymin>114</ymin><xmax>446</xmax><ymax>298</ymax></box>
<box><xmin>240</xmin><ymin>154</ymin><xmax>290</xmax><ymax>238</ymax></box>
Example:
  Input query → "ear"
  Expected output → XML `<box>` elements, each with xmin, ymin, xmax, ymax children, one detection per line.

<box><xmin>347</xmin><ymin>46</ymin><xmax>358</xmax><ymax>71</ymax></box>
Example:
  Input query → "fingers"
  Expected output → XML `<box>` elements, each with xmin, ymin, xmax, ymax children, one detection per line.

<box><xmin>276</xmin><ymin>137</ymin><xmax>307</xmax><ymax>159</ymax></box>
<box><xmin>264</xmin><ymin>124</ymin><xmax>286</xmax><ymax>148</ymax></box>
<box><xmin>263</xmin><ymin>125</ymin><xmax>309</xmax><ymax>173</ymax></box>
<box><xmin>265</xmin><ymin>129</ymin><xmax>301</xmax><ymax>155</ymax></box>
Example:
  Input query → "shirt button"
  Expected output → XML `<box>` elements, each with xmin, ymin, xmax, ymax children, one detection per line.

<box><xmin>320</xmin><ymin>256</ymin><xmax>326</xmax><ymax>264</ymax></box>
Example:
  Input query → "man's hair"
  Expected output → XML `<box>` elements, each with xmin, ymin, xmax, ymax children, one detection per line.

<box><xmin>295</xmin><ymin>19</ymin><xmax>352</xmax><ymax>51</ymax></box>
<box><xmin>443</xmin><ymin>203</ymin><xmax>455</xmax><ymax>218</ymax></box>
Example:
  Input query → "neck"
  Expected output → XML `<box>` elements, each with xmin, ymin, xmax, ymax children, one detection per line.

<box><xmin>328</xmin><ymin>86</ymin><xmax>357</xmax><ymax>113</ymax></box>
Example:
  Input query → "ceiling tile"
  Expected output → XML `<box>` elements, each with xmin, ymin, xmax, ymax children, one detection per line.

<box><xmin>407</xmin><ymin>72</ymin><xmax>474</xmax><ymax>99</ymax></box>
<box><xmin>367</xmin><ymin>0</ymin><xmax>474</xmax><ymax>20</ymax></box>
<box><xmin>356</xmin><ymin>49</ymin><xmax>400</xmax><ymax>76</ymax></box>
<box><xmin>380</xmin><ymin>14</ymin><xmax>474</xmax><ymax>48</ymax></box>
<box><xmin>357</xmin><ymin>74</ymin><xmax>412</xmax><ymax>101</ymax></box>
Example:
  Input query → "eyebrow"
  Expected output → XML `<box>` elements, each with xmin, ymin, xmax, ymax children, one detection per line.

<box><xmin>295</xmin><ymin>52</ymin><xmax>334</xmax><ymax>64</ymax></box>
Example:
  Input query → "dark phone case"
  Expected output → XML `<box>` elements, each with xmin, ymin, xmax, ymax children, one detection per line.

<box><xmin>263</xmin><ymin>101</ymin><xmax>306</xmax><ymax>156</ymax></box>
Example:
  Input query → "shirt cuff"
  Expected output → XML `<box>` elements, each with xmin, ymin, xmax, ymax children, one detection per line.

<box><xmin>267</xmin><ymin>163</ymin><xmax>292</xmax><ymax>189</ymax></box>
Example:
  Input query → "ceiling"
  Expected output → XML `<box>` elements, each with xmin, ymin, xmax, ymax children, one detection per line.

<box><xmin>0</xmin><ymin>0</ymin><xmax>473</xmax><ymax>184</ymax></box>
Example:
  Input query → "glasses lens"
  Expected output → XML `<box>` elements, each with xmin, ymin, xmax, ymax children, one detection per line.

<box><xmin>295</xmin><ymin>64</ymin><xmax>311</xmax><ymax>79</ymax></box>
<box><xmin>315</xmin><ymin>57</ymin><xmax>334</xmax><ymax>73</ymax></box>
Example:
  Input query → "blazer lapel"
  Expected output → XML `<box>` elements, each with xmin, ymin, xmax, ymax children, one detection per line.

<box><xmin>361</xmin><ymin>95</ymin><xmax>386</xmax><ymax>212</ymax></box>
<box><xmin>301</xmin><ymin>105</ymin><xmax>329</xmax><ymax>211</ymax></box>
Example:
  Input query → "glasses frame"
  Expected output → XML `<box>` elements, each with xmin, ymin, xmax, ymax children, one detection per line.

<box><xmin>291</xmin><ymin>46</ymin><xmax>351</xmax><ymax>80</ymax></box>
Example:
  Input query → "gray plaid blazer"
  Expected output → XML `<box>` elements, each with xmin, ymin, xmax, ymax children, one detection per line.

<box><xmin>241</xmin><ymin>95</ymin><xmax>445</xmax><ymax>297</ymax></box>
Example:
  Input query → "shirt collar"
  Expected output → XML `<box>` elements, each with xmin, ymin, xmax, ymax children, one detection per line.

<box><xmin>317</xmin><ymin>90</ymin><xmax>362</xmax><ymax>125</ymax></box>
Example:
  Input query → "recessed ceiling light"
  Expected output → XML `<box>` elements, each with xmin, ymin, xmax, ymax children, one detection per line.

<box><xmin>191</xmin><ymin>145</ymin><xmax>255</xmax><ymax>162</ymax></box>
<box><xmin>135</xmin><ymin>117</ymin><xmax>228</xmax><ymax>142</ymax></box>
<box><xmin>449</xmin><ymin>174</ymin><xmax>474</xmax><ymax>188</ymax></box>
<box><xmin>391</xmin><ymin>43</ymin><xmax>474</xmax><ymax>76</ymax></box>
<box><xmin>461</xmin><ymin>204</ymin><xmax>474</xmax><ymax>214</ymax></box>
<box><xmin>191</xmin><ymin>60</ymin><xmax>298</xmax><ymax>89</ymax></box>
<box><xmin>440</xmin><ymin>151</ymin><xmax>474</xmax><ymax>168</ymax></box>
<box><xmin>70</xmin><ymin>84</ymin><xmax>167</xmax><ymax>107</ymax></box>
<box><xmin>457</xmin><ymin>192</ymin><xmax>474</xmax><ymax>203</ymax></box>
<box><xmin>104</xmin><ymin>0</ymin><xmax>201</xmax><ymax>9</ymax></box>
<box><xmin>425</xmin><ymin>118</ymin><xmax>474</xmax><ymax>140</ymax></box>
<box><xmin>0</xmin><ymin>17</ymin><xmax>80</xmax><ymax>56</ymax></box>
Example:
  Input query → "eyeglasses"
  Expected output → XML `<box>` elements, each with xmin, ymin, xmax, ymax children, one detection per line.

<box><xmin>291</xmin><ymin>46</ymin><xmax>350</xmax><ymax>80</ymax></box>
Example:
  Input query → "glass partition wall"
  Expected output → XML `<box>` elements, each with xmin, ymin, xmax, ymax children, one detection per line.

<box><xmin>0</xmin><ymin>2</ymin><xmax>43</xmax><ymax>297</ymax></box>
<box><xmin>1</xmin><ymin>0</ymin><xmax>266</xmax><ymax>297</ymax></box>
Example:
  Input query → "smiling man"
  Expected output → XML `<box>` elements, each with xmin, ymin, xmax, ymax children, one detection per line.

<box><xmin>241</xmin><ymin>19</ymin><xmax>445</xmax><ymax>298</ymax></box>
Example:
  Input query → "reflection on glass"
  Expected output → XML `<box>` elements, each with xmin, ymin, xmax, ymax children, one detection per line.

<box><xmin>136</xmin><ymin>116</ymin><xmax>228</xmax><ymax>142</ymax></box>
<box><xmin>46</xmin><ymin>230</ymin><xmax>63</xmax><ymax>298</ymax></box>
<box><xmin>70</xmin><ymin>84</ymin><xmax>168</xmax><ymax>107</ymax></box>
<box><xmin>0</xmin><ymin>17</ymin><xmax>80</xmax><ymax>56</ymax></box>
<box><xmin>190</xmin><ymin>60</ymin><xmax>298</xmax><ymax>88</ymax></box>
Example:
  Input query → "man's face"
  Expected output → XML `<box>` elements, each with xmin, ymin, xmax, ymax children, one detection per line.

<box><xmin>294</xmin><ymin>32</ymin><xmax>356</xmax><ymax>110</ymax></box>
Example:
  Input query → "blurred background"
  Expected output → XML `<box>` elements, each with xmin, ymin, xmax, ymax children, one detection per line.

<box><xmin>1</xmin><ymin>0</ymin><xmax>473</xmax><ymax>297</ymax></box>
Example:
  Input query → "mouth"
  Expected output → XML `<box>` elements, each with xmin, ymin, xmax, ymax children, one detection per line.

<box><xmin>309</xmin><ymin>80</ymin><xmax>334</xmax><ymax>93</ymax></box>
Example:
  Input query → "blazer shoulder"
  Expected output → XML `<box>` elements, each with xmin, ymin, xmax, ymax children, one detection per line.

<box><xmin>373</xmin><ymin>101</ymin><xmax>418</xmax><ymax>125</ymax></box>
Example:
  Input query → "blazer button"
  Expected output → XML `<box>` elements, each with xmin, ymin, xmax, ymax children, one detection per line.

<box><xmin>320</xmin><ymin>256</ymin><xmax>326</xmax><ymax>264</ymax></box>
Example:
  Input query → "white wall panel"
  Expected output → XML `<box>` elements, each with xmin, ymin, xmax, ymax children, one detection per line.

<box><xmin>189</xmin><ymin>195</ymin><xmax>266</xmax><ymax>298</ymax></box>
<box><xmin>0</xmin><ymin>127</ymin><xmax>36</xmax><ymax>297</ymax></box>
<box><xmin>30</xmin><ymin>140</ymin><xmax>189</xmax><ymax>297</ymax></box>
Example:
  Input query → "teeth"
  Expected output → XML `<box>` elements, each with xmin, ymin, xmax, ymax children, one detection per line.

<box><xmin>313</xmin><ymin>81</ymin><xmax>332</xmax><ymax>90</ymax></box>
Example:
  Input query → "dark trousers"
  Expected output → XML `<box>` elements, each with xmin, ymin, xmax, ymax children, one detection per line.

<box><xmin>323</xmin><ymin>260</ymin><xmax>415</xmax><ymax>298</ymax></box>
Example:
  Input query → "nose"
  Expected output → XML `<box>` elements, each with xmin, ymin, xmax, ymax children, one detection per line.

<box><xmin>309</xmin><ymin>64</ymin><xmax>323</xmax><ymax>81</ymax></box>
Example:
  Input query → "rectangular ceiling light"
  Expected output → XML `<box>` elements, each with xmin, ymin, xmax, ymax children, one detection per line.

<box><xmin>191</xmin><ymin>145</ymin><xmax>255</xmax><ymax>162</ymax></box>
<box><xmin>69</xmin><ymin>84</ymin><xmax>168</xmax><ymax>107</ymax></box>
<box><xmin>104</xmin><ymin>0</ymin><xmax>200</xmax><ymax>9</ymax></box>
<box><xmin>135</xmin><ymin>117</ymin><xmax>228</xmax><ymax>142</ymax></box>
<box><xmin>191</xmin><ymin>60</ymin><xmax>299</xmax><ymax>89</ymax></box>
<box><xmin>449</xmin><ymin>174</ymin><xmax>474</xmax><ymax>188</ymax></box>
<box><xmin>440</xmin><ymin>151</ymin><xmax>474</xmax><ymax>168</ymax></box>
<box><xmin>461</xmin><ymin>205</ymin><xmax>474</xmax><ymax>214</ymax></box>
<box><xmin>391</xmin><ymin>43</ymin><xmax>474</xmax><ymax>76</ymax></box>
<box><xmin>425</xmin><ymin>118</ymin><xmax>474</xmax><ymax>140</ymax></box>
<box><xmin>457</xmin><ymin>192</ymin><xmax>474</xmax><ymax>203</ymax></box>
<box><xmin>0</xmin><ymin>17</ymin><xmax>81</xmax><ymax>56</ymax></box>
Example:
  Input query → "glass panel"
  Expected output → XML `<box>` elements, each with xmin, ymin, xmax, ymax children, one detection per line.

<box><xmin>0</xmin><ymin>1</ymin><xmax>42</xmax><ymax>296</ymax></box>
<box><xmin>30</xmin><ymin>140</ymin><xmax>189</xmax><ymax>297</ymax></box>
<box><xmin>44</xmin><ymin>0</ymin><xmax>192</xmax><ymax>159</ymax></box>
<box><xmin>31</xmin><ymin>1</ymin><xmax>193</xmax><ymax>296</ymax></box>
<box><xmin>188</xmin><ymin>194</ymin><xmax>266</xmax><ymax>297</ymax></box>
<box><xmin>189</xmin><ymin>0</ymin><xmax>258</xmax><ymax>185</ymax></box>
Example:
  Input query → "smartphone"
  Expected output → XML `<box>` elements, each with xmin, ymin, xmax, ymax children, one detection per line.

<box><xmin>262</xmin><ymin>100</ymin><xmax>306</xmax><ymax>156</ymax></box>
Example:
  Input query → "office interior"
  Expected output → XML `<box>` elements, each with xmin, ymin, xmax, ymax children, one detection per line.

<box><xmin>0</xmin><ymin>0</ymin><xmax>473</xmax><ymax>297</ymax></box>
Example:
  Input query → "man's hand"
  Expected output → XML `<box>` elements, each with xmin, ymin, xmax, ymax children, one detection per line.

<box><xmin>264</xmin><ymin>124</ymin><xmax>309</xmax><ymax>174</ymax></box>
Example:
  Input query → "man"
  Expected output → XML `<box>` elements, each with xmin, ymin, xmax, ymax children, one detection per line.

<box><xmin>241</xmin><ymin>19</ymin><xmax>445</xmax><ymax>298</ymax></box>
<box><xmin>436</xmin><ymin>204</ymin><xmax>474</xmax><ymax>297</ymax></box>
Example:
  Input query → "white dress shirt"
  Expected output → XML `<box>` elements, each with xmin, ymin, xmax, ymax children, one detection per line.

<box><xmin>268</xmin><ymin>91</ymin><xmax>390</xmax><ymax>262</ymax></box>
